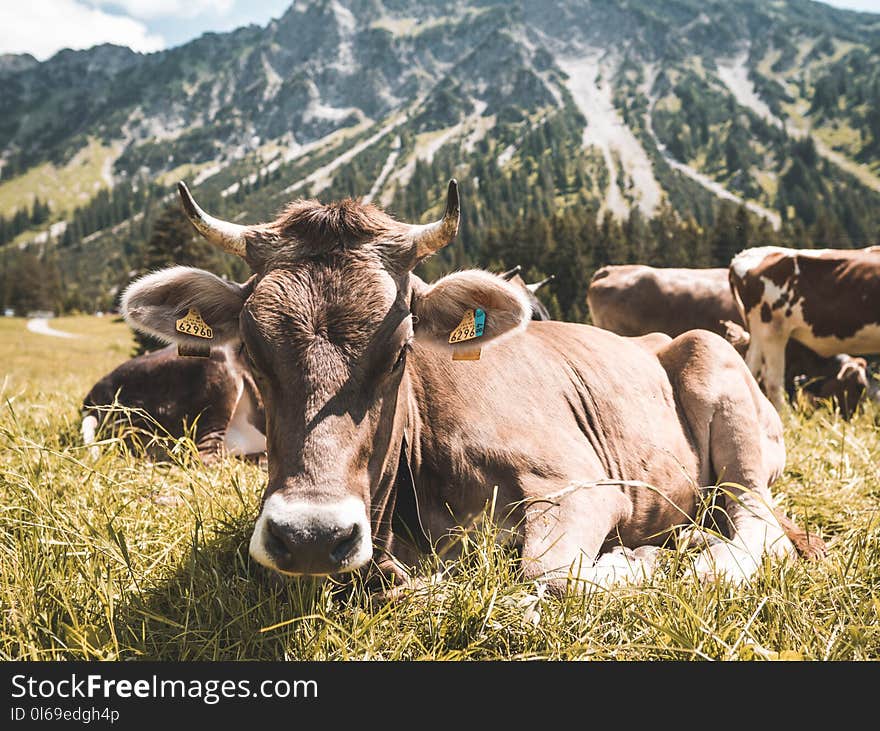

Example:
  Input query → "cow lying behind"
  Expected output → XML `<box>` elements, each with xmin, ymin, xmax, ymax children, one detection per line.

<box><xmin>721</xmin><ymin>321</ymin><xmax>868</xmax><ymax>420</ymax></box>
<box><xmin>499</xmin><ymin>265</ymin><xmax>555</xmax><ymax>320</ymax></box>
<box><xmin>118</xmin><ymin>180</ymin><xmax>822</xmax><ymax>593</ymax></box>
<box><xmin>587</xmin><ymin>264</ymin><xmax>869</xmax><ymax>419</ymax></box>
<box><xmin>82</xmin><ymin>344</ymin><xmax>266</xmax><ymax>462</ymax></box>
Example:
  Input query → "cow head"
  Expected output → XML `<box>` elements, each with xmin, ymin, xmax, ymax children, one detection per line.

<box><xmin>498</xmin><ymin>265</ymin><xmax>555</xmax><ymax>321</ymax></box>
<box><xmin>121</xmin><ymin>181</ymin><xmax>530</xmax><ymax>576</ymax></box>
<box><xmin>796</xmin><ymin>355</ymin><xmax>869</xmax><ymax>420</ymax></box>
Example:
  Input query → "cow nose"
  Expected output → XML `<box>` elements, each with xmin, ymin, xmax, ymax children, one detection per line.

<box><xmin>264</xmin><ymin>517</ymin><xmax>298</xmax><ymax>555</ymax></box>
<box><xmin>251</xmin><ymin>495</ymin><xmax>372</xmax><ymax>576</ymax></box>
<box><xmin>264</xmin><ymin>518</ymin><xmax>362</xmax><ymax>567</ymax></box>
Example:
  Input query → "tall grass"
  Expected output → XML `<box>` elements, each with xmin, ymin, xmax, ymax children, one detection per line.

<box><xmin>1</xmin><ymin>316</ymin><xmax>878</xmax><ymax>660</ymax></box>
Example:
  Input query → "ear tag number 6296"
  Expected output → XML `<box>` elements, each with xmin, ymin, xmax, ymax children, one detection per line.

<box><xmin>449</xmin><ymin>308</ymin><xmax>486</xmax><ymax>344</ymax></box>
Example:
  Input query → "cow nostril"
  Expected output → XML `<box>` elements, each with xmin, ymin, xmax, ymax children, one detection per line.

<box><xmin>265</xmin><ymin>519</ymin><xmax>292</xmax><ymax>556</ymax></box>
<box><xmin>330</xmin><ymin>523</ymin><xmax>362</xmax><ymax>564</ymax></box>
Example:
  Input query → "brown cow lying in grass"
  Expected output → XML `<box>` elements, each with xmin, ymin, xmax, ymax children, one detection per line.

<box><xmin>121</xmin><ymin>180</ymin><xmax>823</xmax><ymax>594</ymax></box>
<box><xmin>82</xmin><ymin>343</ymin><xmax>265</xmax><ymax>463</ymax></box>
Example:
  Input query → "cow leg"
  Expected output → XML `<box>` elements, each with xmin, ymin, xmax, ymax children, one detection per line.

<box><xmin>761</xmin><ymin>336</ymin><xmax>788</xmax><ymax>411</ymax></box>
<box><xmin>520</xmin><ymin>483</ymin><xmax>658</xmax><ymax>595</ymax></box>
<box><xmin>743</xmin><ymin>309</ymin><xmax>789</xmax><ymax>410</ymax></box>
<box><xmin>196</xmin><ymin>430</ymin><xmax>226</xmax><ymax>464</ymax></box>
<box><xmin>659</xmin><ymin>331</ymin><xmax>794</xmax><ymax>584</ymax></box>
<box><xmin>773</xmin><ymin>507</ymin><xmax>827</xmax><ymax>562</ymax></box>
<box><xmin>744</xmin><ymin>338</ymin><xmax>763</xmax><ymax>381</ymax></box>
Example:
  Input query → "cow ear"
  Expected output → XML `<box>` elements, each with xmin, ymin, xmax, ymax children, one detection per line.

<box><xmin>121</xmin><ymin>266</ymin><xmax>251</xmax><ymax>347</ymax></box>
<box><xmin>411</xmin><ymin>270</ymin><xmax>531</xmax><ymax>353</ymax></box>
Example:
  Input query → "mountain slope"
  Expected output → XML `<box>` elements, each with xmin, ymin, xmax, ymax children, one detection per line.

<box><xmin>1</xmin><ymin>0</ymin><xmax>879</xmax><ymax>311</ymax></box>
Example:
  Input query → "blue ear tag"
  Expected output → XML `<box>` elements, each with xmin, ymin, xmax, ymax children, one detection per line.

<box><xmin>473</xmin><ymin>308</ymin><xmax>486</xmax><ymax>337</ymax></box>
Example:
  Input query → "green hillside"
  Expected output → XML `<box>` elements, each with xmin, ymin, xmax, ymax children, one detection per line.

<box><xmin>1</xmin><ymin>0</ymin><xmax>878</xmax><ymax>316</ymax></box>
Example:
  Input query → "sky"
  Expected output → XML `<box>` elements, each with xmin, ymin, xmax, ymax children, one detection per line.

<box><xmin>0</xmin><ymin>0</ymin><xmax>879</xmax><ymax>61</ymax></box>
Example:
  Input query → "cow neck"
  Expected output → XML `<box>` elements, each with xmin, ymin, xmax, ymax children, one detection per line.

<box><xmin>389</xmin><ymin>372</ymin><xmax>430</xmax><ymax>550</ymax></box>
<box><xmin>392</xmin><ymin>428</ymin><xmax>429</xmax><ymax>549</ymax></box>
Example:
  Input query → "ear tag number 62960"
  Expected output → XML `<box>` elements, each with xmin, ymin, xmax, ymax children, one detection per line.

<box><xmin>175</xmin><ymin>308</ymin><xmax>214</xmax><ymax>340</ymax></box>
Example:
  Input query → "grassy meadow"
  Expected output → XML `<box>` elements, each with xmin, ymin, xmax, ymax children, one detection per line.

<box><xmin>1</xmin><ymin>315</ymin><xmax>879</xmax><ymax>660</ymax></box>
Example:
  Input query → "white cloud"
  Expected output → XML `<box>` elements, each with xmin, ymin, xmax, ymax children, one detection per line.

<box><xmin>0</xmin><ymin>0</ymin><xmax>165</xmax><ymax>60</ymax></box>
<box><xmin>821</xmin><ymin>0</ymin><xmax>880</xmax><ymax>11</ymax></box>
<box><xmin>92</xmin><ymin>0</ymin><xmax>234</xmax><ymax>20</ymax></box>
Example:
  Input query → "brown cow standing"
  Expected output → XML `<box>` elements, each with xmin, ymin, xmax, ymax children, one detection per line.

<box><xmin>82</xmin><ymin>344</ymin><xmax>265</xmax><ymax>462</ymax></box>
<box><xmin>588</xmin><ymin>265</ymin><xmax>740</xmax><ymax>336</ymax></box>
<box><xmin>588</xmin><ymin>264</ymin><xmax>869</xmax><ymax>418</ymax></box>
<box><xmin>120</xmin><ymin>181</ymin><xmax>817</xmax><ymax>592</ymax></box>
<box><xmin>730</xmin><ymin>246</ymin><xmax>880</xmax><ymax>411</ymax></box>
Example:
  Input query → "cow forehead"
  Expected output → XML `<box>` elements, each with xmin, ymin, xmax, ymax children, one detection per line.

<box><xmin>245</xmin><ymin>260</ymin><xmax>404</xmax><ymax>347</ymax></box>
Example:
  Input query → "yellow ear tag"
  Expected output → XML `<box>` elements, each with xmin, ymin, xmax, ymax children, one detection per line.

<box><xmin>175</xmin><ymin>308</ymin><xmax>214</xmax><ymax>340</ymax></box>
<box><xmin>449</xmin><ymin>308</ymin><xmax>485</xmax><ymax>361</ymax></box>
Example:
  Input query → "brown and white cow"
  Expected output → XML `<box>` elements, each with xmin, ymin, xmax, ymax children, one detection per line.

<box><xmin>588</xmin><ymin>264</ymin><xmax>871</xmax><ymax>419</ymax></box>
<box><xmin>82</xmin><ymin>343</ymin><xmax>265</xmax><ymax>462</ymax></box>
<box><xmin>119</xmin><ymin>181</ymin><xmax>812</xmax><ymax>592</ymax></box>
<box><xmin>729</xmin><ymin>246</ymin><xmax>880</xmax><ymax>410</ymax></box>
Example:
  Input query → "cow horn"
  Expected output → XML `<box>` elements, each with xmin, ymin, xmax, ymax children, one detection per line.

<box><xmin>410</xmin><ymin>179</ymin><xmax>460</xmax><ymax>260</ymax></box>
<box><xmin>526</xmin><ymin>274</ymin><xmax>555</xmax><ymax>293</ymax></box>
<box><xmin>499</xmin><ymin>265</ymin><xmax>522</xmax><ymax>281</ymax></box>
<box><xmin>177</xmin><ymin>181</ymin><xmax>248</xmax><ymax>257</ymax></box>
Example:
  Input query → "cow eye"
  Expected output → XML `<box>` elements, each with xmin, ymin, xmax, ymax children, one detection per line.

<box><xmin>392</xmin><ymin>342</ymin><xmax>411</xmax><ymax>373</ymax></box>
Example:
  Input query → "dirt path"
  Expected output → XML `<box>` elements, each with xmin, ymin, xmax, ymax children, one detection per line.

<box><xmin>716</xmin><ymin>52</ymin><xmax>777</xmax><ymax>126</ymax></box>
<box><xmin>283</xmin><ymin>113</ymin><xmax>409</xmax><ymax>198</ymax></box>
<box><xmin>26</xmin><ymin>318</ymin><xmax>79</xmax><ymax>339</ymax></box>
<box><xmin>379</xmin><ymin>122</ymin><xmax>465</xmax><ymax>207</ymax></box>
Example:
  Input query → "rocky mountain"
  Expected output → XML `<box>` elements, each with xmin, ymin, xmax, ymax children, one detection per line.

<box><xmin>1</xmin><ymin>0</ymin><xmax>879</xmax><ymax>312</ymax></box>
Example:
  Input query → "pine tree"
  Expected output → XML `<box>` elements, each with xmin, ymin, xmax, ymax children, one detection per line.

<box><xmin>710</xmin><ymin>203</ymin><xmax>741</xmax><ymax>266</ymax></box>
<box><xmin>31</xmin><ymin>197</ymin><xmax>50</xmax><ymax>226</ymax></box>
<box><xmin>140</xmin><ymin>203</ymin><xmax>218</xmax><ymax>271</ymax></box>
<box><xmin>596</xmin><ymin>212</ymin><xmax>627</xmax><ymax>266</ymax></box>
<box><xmin>7</xmin><ymin>250</ymin><xmax>48</xmax><ymax>315</ymax></box>
<box><xmin>41</xmin><ymin>247</ymin><xmax>64</xmax><ymax>314</ymax></box>
<box><xmin>733</xmin><ymin>204</ymin><xmax>752</xmax><ymax>260</ymax></box>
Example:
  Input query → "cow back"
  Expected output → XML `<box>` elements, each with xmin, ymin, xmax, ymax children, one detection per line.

<box><xmin>588</xmin><ymin>265</ymin><xmax>741</xmax><ymax>338</ymax></box>
<box><xmin>83</xmin><ymin>345</ymin><xmax>241</xmax><ymax>440</ymax></box>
